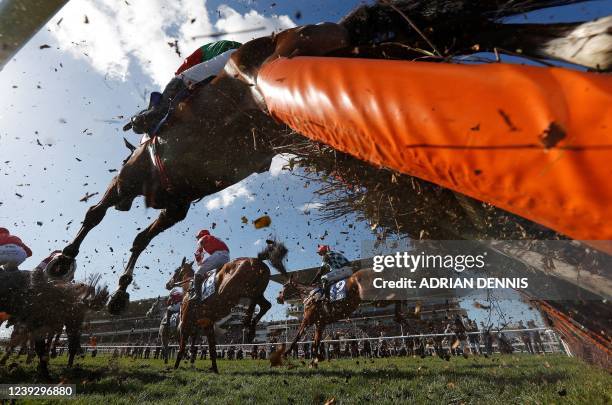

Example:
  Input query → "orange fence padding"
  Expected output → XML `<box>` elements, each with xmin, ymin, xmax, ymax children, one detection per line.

<box><xmin>258</xmin><ymin>57</ymin><xmax>612</xmax><ymax>248</ymax></box>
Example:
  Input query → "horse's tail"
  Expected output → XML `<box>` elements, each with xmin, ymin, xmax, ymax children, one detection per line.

<box><xmin>257</xmin><ymin>240</ymin><xmax>288</xmax><ymax>275</ymax></box>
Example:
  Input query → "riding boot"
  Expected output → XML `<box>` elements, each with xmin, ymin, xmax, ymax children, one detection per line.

<box><xmin>190</xmin><ymin>273</ymin><xmax>204</xmax><ymax>302</ymax></box>
<box><xmin>130</xmin><ymin>77</ymin><xmax>188</xmax><ymax>135</ymax></box>
<box><xmin>323</xmin><ymin>281</ymin><xmax>333</xmax><ymax>315</ymax></box>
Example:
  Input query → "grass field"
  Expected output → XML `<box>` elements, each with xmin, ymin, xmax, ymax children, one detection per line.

<box><xmin>0</xmin><ymin>353</ymin><xmax>610</xmax><ymax>404</ymax></box>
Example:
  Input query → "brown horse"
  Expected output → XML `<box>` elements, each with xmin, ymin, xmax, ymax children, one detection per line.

<box><xmin>277</xmin><ymin>271</ymin><xmax>412</xmax><ymax>360</ymax></box>
<box><xmin>54</xmin><ymin>1</ymin><xmax>611</xmax><ymax>315</ymax></box>
<box><xmin>0</xmin><ymin>270</ymin><xmax>109</xmax><ymax>378</ymax></box>
<box><xmin>166</xmin><ymin>240</ymin><xmax>287</xmax><ymax>373</ymax></box>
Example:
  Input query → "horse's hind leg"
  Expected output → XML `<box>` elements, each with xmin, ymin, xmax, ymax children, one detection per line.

<box><xmin>246</xmin><ymin>295</ymin><xmax>271</xmax><ymax>343</ymax></box>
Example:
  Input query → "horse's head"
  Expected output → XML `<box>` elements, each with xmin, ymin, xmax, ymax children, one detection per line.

<box><xmin>277</xmin><ymin>275</ymin><xmax>302</xmax><ymax>304</ymax></box>
<box><xmin>165</xmin><ymin>257</ymin><xmax>194</xmax><ymax>290</ymax></box>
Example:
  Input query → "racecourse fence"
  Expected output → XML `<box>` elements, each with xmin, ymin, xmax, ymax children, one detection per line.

<box><xmin>75</xmin><ymin>328</ymin><xmax>566</xmax><ymax>356</ymax></box>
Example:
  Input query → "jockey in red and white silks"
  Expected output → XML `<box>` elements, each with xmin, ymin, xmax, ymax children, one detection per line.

<box><xmin>192</xmin><ymin>229</ymin><xmax>230</xmax><ymax>301</ymax></box>
<box><xmin>0</xmin><ymin>228</ymin><xmax>32</xmax><ymax>270</ymax></box>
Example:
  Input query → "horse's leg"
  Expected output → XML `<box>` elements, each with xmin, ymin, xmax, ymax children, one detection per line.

<box><xmin>160</xmin><ymin>325</ymin><xmax>169</xmax><ymax>364</ymax></box>
<box><xmin>108</xmin><ymin>202</ymin><xmax>190</xmax><ymax>314</ymax></box>
<box><xmin>66</xmin><ymin>325</ymin><xmax>80</xmax><ymax>368</ymax></box>
<box><xmin>174</xmin><ymin>331</ymin><xmax>186</xmax><ymax>369</ymax></box>
<box><xmin>63</xmin><ymin>177</ymin><xmax>123</xmax><ymax>258</ymax></box>
<box><xmin>26</xmin><ymin>338</ymin><xmax>35</xmax><ymax>364</ymax></box>
<box><xmin>284</xmin><ymin>319</ymin><xmax>309</xmax><ymax>357</ymax></box>
<box><xmin>242</xmin><ymin>299</ymin><xmax>256</xmax><ymax>331</ymax></box>
<box><xmin>0</xmin><ymin>345</ymin><xmax>12</xmax><ymax>365</ymax></box>
<box><xmin>189</xmin><ymin>335</ymin><xmax>197</xmax><ymax>364</ymax></box>
<box><xmin>247</xmin><ymin>295</ymin><xmax>271</xmax><ymax>343</ymax></box>
<box><xmin>313</xmin><ymin>323</ymin><xmax>326</xmax><ymax>362</ymax></box>
<box><xmin>34</xmin><ymin>337</ymin><xmax>50</xmax><ymax>380</ymax></box>
<box><xmin>206</xmin><ymin>328</ymin><xmax>219</xmax><ymax>374</ymax></box>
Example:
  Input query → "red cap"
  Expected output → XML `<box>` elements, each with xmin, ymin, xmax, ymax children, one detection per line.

<box><xmin>317</xmin><ymin>245</ymin><xmax>330</xmax><ymax>255</ymax></box>
<box><xmin>196</xmin><ymin>229</ymin><xmax>210</xmax><ymax>239</ymax></box>
<box><xmin>0</xmin><ymin>228</ymin><xmax>8</xmax><ymax>235</ymax></box>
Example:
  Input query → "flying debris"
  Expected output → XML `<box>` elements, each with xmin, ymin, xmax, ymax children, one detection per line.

<box><xmin>80</xmin><ymin>192</ymin><xmax>99</xmax><ymax>202</ymax></box>
<box><xmin>253</xmin><ymin>215</ymin><xmax>271</xmax><ymax>229</ymax></box>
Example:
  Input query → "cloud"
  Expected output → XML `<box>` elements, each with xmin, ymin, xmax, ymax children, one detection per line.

<box><xmin>214</xmin><ymin>5</ymin><xmax>295</xmax><ymax>43</ymax></box>
<box><xmin>50</xmin><ymin>0</ymin><xmax>295</xmax><ymax>87</ymax></box>
<box><xmin>205</xmin><ymin>184</ymin><xmax>253</xmax><ymax>210</ymax></box>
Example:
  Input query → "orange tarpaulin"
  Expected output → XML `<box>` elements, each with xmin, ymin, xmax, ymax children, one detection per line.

<box><xmin>258</xmin><ymin>57</ymin><xmax>612</xmax><ymax>249</ymax></box>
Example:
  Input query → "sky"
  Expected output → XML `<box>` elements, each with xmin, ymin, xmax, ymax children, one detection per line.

<box><xmin>1</xmin><ymin>0</ymin><xmax>609</xmax><ymax>328</ymax></box>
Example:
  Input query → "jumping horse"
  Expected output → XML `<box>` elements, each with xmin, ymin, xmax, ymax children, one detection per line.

<box><xmin>50</xmin><ymin>1</ymin><xmax>610</xmax><ymax>315</ymax></box>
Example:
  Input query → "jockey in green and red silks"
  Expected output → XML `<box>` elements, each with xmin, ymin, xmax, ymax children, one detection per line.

<box><xmin>175</xmin><ymin>40</ymin><xmax>242</xmax><ymax>76</ymax></box>
<box><xmin>129</xmin><ymin>40</ymin><xmax>242</xmax><ymax>136</ymax></box>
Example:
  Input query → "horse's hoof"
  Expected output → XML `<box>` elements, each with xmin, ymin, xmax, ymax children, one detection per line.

<box><xmin>48</xmin><ymin>254</ymin><xmax>76</xmax><ymax>279</ymax></box>
<box><xmin>108</xmin><ymin>289</ymin><xmax>130</xmax><ymax>315</ymax></box>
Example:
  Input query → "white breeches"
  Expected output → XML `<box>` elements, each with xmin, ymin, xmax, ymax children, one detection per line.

<box><xmin>196</xmin><ymin>250</ymin><xmax>230</xmax><ymax>276</ymax></box>
<box><xmin>178</xmin><ymin>49</ymin><xmax>237</xmax><ymax>86</ymax></box>
<box><xmin>0</xmin><ymin>244</ymin><xmax>28</xmax><ymax>267</ymax></box>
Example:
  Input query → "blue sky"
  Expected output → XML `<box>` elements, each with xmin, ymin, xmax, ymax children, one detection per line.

<box><xmin>1</xmin><ymin>0</ymin><xmax>609</xmax><ymax>326</ymax></box>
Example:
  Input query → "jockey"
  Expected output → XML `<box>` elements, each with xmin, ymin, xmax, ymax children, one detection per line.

<box><xmin>0</xmin><ymin>228</ymin><xmax>32</xmax><ymax>271</ymax></box>
<box><xmin>129</xmin><ymin>40</ymin><xmax>242</xmax><ymax>135</ymax></box>
<box><xmin>192</xmin><ymin>229</ymin><xmax>230</xmax><ymax>301</ymax></box>
<box><xmin>310</xmin><ymin>245</ymin><xmax>353</xmax><ymax>303</ymax></box>
<box><xmin>163</xmin><ymin>287</ymin><xmax>183</xmax><ymax>325</ymax></box>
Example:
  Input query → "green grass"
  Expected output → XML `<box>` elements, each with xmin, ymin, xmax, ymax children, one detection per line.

<box><xmin>0</xmin><ymin>353</ymin><xmax>610</xmax><ymax>404</ymax></box>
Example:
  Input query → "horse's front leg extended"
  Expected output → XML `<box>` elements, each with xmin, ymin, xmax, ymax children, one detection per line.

<box><xmin>63</xmin><ymin>178</ymin><xmax>123</xmax><ymax>258</ymax></box>
<box><xmin>284</xmin><ymin>319</ymin><xmax>308</xmax><ymax>357</ymax></box>
<box><xmin>108</xmin><ymin>203</ymin><xmax>189</xmax><ymax>315</ymax></box>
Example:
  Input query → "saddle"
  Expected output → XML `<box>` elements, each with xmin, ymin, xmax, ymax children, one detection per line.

<box><xmin>307</xmin><ymin>277</ymin><xmax>349</xmax><ymax>305</ymax></box>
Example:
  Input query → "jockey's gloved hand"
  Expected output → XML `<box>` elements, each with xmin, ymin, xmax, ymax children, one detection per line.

<box><xmin>130</xmin><ymin>78</ymin><xmax>187</xmax><ymax>135</ymax></box>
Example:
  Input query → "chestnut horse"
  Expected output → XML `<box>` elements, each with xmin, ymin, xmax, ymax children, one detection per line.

<box><xmin>54</xmin><ymin>1</ymin><xmax>611</xmax><ymax>315</ymax></box>
<box><xmin>277</xmin><ymin>271</ymin><xmax>414</xmax><ymax>360</ymax></box>
<box><xmin>167</xmin><ymin>240</ymin><xmax>287</xmax><ymax>373</ymax></box>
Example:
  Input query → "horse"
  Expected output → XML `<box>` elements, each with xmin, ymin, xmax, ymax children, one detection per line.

<box><xmin>144</xmin><ymin>295</ymin><xmax>179</xmax><ymax>364</ymax></box>
<box><xmin>167</xmin><ymin>240</ymin><xmax>288</xmax><ymax>373</ymax></box>
<box><xmin>276</xmin><ymin>271</ymin><xmax>415</xmax><ymax>361</ymax></box>
<box><xmin>0</xmin><ymin>270</ymin><xmax>109</xmax><ymax>378</ymax></box>
<box><xmin>53</xmin><ymin>1</ymin><xmax>611</xmax><ymax>315</ymax></box>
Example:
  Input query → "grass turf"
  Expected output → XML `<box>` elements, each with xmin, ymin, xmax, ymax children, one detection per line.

<box><xmin>0</xmin><ymin>353</ymin><xmax>610</xmax><ymax>404</ymax></box>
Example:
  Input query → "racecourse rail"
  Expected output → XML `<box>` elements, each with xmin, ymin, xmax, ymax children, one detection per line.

<box><xmin>77</xmin><ymin>328</ymin><xmax>568</xmax><ymax>355</ymax></box>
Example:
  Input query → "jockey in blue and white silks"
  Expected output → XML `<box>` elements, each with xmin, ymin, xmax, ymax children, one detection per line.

<box><xmin>310</xmin><ymin>245</ymin><xmax>353</xmax><ymax>302</ymax></box>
